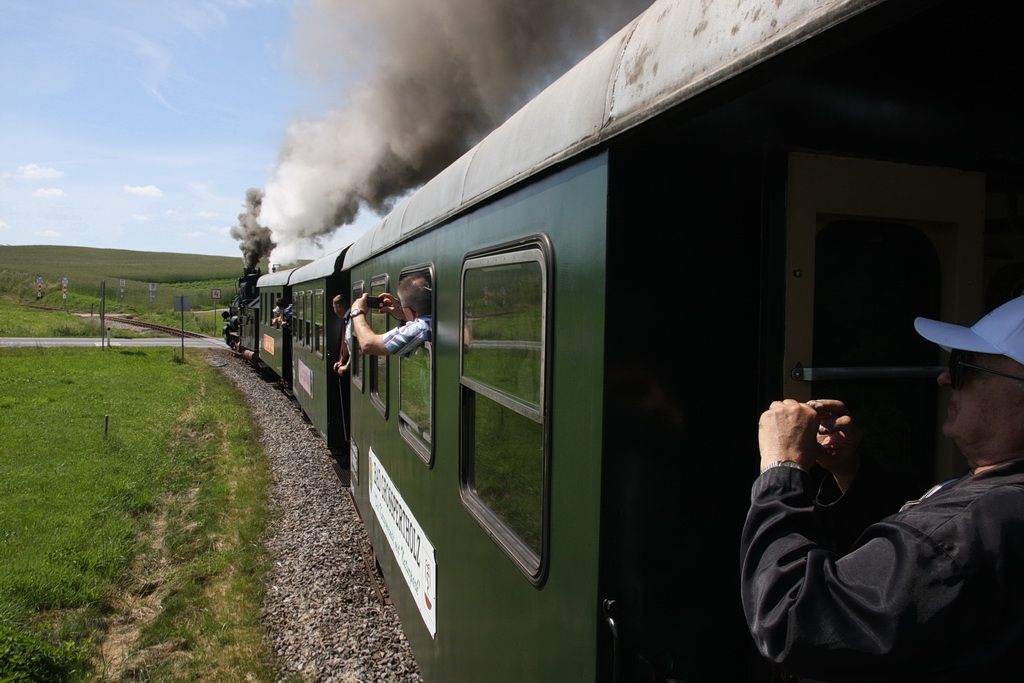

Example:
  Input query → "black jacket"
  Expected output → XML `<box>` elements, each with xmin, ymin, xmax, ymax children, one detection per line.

<box><xmin>741</xmin><ymin>460</ymin><xmax>1024</xmax><ymax>682</ymax></box>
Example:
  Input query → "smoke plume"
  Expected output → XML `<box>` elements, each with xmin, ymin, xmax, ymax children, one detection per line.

<box><xmin>258</xmin><ymin>0</ymin><xmax>653</xmax><ymax>264</ymax></box>
<box><xmin>230</xmin><ymin>187</ymin><xmax>275</xmax><ymax>271</ymax></box>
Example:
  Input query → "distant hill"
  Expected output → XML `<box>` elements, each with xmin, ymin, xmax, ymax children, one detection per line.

<box><xmin>0</xmin><ymin>245</ymin><xmax>277</xmax><ymax>310</ymax></box>
<box><xmin>0</xmin><ymin>245</ymin><xmax>254</xmax><ymax>283</ymax></box>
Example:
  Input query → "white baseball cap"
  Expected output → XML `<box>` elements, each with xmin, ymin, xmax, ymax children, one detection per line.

<box><xmin>915</xmin><ymin>297</ymin><xmax>1024</xmax><ymax>365</ymax></box>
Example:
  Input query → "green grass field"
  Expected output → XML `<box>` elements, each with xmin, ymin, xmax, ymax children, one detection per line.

<box><xmin>0</xmin><ymin>247</ymin><xmax>290</xmax><ymax>680</ymax></box>
<box><xmin>0</xmin><ymin>347</ymin><xmax>276</xmax><ymax>681</ymax></box>
<box><xmin>0</xmin><ymin>244</ymin><xmax>270</xmax><ymax>313</ymax></box>
<box><xmin>0</xmin><ymin>300</ymin><xmax>139</xmax><ymax>338</ymax></box>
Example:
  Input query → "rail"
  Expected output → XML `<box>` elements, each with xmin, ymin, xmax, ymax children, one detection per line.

<box><xmin>19</xmin><ymin>303</ymin><xmax>213</xmax><ymax>340</ymax></box>
<box><xmin>104</xmin><ymin>316</ymin><xmax>211</xmax><ymax>339</ymax></box>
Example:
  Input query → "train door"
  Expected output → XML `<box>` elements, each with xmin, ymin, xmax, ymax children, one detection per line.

<box><xmin>783</xmin><ymin>153</ymin><xmax>985</xmax><ymax>487</ymax></box>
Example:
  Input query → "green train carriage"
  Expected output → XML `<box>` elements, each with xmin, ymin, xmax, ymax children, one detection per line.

<box><xmin>262</xmin><ymin>0</ymin><xmax>1024</xmax><ymax>679</ymax></box>
<box><xmin>288</xmin><ymin>250</ymin><xmax>350</xmax><ymax>453</ymax></box>
<box><xmin>255</xmin><ymin>269</ymin><xmax>293</xmax><ymax>387</ymax></box>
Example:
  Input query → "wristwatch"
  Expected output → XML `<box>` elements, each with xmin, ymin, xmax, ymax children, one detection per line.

<box><xmin>759</xmin><ymin>460</ymin><xmax>805</xmax><ymax>475</ymax></box>
<box><xmin>351</xmin><ymin>309</ymin><xmax>364</xmax><ymax>317</ymax></box>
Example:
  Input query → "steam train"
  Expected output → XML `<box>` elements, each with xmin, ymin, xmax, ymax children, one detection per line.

<box><xmin>227</xmin><ymin>0</ymin><xmax>1024</xmax><ymax>680</ymax></box>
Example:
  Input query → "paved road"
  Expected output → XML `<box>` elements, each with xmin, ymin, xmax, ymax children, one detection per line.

<box><xmin>1</xmin><ymin>337</ymin><xmax>227</xmax><ymax>349</ymax></box>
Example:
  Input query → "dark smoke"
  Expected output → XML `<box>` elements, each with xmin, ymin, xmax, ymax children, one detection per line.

<box><xmin>259</xmin><ymin>0</ymin><xmax>654</xmax><ymax>263</ymax></box>
<box><xmin>230</xmin><ymin>188</ymin><xmax>275</xmax><ymax>271</ymax></box>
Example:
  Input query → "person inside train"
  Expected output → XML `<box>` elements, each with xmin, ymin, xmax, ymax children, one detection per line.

<box><xmin>349</xmin><ymin>272</ymin><xmax>431</xmax><ymax>357</ymax></box>
<box><xmin>332</xmin><ymin>294</ymin><xmax>351</xmax><ymax>375</ymax></box>
<box><xmin>271</xmin><ymin>298</ymin><xmax>283</xmax><ymax>326</ymax></box>
<box><xmin>271</xmin><ymin>298</ymin><xmax>293</xmax><ymax>330</ymax></box>
<box><xmin>742</xmin><ymin>296</ymin><xmax>1024</xmax><ymax>681</ymax></box>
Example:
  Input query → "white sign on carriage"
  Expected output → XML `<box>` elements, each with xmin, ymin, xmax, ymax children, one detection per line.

<box><xmin>369</xmin><ymin>450</ymin><xmax>436</xmax><ymax>637</ymax></box>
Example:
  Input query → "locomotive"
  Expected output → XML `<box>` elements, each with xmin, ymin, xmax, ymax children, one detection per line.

<box><xmin>229</xmin><ymin>0</ymin><xmax>1024</xmax><ymax>680</ymax></box>
<box><xmin>223</xmin><ymin>267</ymin><xmax>260</xmax><ymax>359</ymax></box>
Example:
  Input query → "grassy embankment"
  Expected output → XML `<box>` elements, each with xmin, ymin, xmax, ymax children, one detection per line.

<box><xmin>0</xmin><ymin>345</ymin><xmax>277</xmax><ymax>681</ymax></box>
<box><xmin>0</xmin><ymin>300</ymin><xmax>140</xmax><ymax>339</ymax></box>
<box><xmin>0</xmin><ymin>285</ymin><xmax>281</xmax><ymax>680</ymax></box>
<box><xmin>0</xmin><ymin>245</ymin><xmax>277</xmax><ymax>336</ymax></box>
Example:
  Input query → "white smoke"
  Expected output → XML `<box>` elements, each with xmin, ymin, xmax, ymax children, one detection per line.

<box><xmin>259</xmin><ymin>0</ymin><xmax>653</xmax><ymax>264</ymax></box>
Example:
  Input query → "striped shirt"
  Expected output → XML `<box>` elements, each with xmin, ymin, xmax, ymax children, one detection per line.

<box><xmin>382</xmin><ymin>316</ymin><xmax>431</xmax><ymax>357</ymax></box>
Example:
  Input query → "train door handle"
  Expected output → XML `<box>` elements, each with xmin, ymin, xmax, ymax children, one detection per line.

<box><xmin>603</xmin><ymin>598</ymin><xmax>621</xmax><ymax>683</ymax></box>
<box><xmin>790</xmin><ymin>363</ymin><xmax>945</xmax><ymax>381</ymax></box>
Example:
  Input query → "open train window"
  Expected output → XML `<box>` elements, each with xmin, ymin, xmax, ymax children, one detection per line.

<box><xmin>459</xmin><ymin>244</ymin><xmax>549</xmax><ymax>581</ymax></box>
<box><xmin>369</xmin><ymin>275</ymin><xmax>390</xmax><ymax>417</ymax></box>
<box><xmin>305</xmin><ymin>291</ymin><xmax>313</xmax><ymax>349</ymax></box>
<box><xmin>350</xmin><ymin>281</ymin><xmax>364</xmax><ymax>392</ymax></box>
<box><xmin>398</xmin><ymin>265</ymin><xmax>434</xmax><ymax>465</ymax></box>
<box><xmin>305</xmin><ymin>293</ymin><xmax>311</xmax><ymax>346</ymax></box>
<box><xmin>314</xmin><ymin>289</ymin><xmax>324</xmax><ymax>357</ymax></box>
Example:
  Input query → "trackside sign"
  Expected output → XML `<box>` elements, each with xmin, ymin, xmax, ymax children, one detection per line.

<box><xmin>369</xmin><ymin>450</ymin><xmax>437</xmax><ymax>637</ymax></box>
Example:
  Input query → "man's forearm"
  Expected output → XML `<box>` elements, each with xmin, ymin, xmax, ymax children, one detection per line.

<box><xmin>351</xmin><ymin>314</ymin><xmax>389</xmax><ymax>355</ymax></box>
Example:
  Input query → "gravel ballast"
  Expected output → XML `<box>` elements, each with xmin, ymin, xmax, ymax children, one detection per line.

<box><xmin>209</xmin><ymin>351</ymin><xmax>423</xmax><ymax>683</ymax></box>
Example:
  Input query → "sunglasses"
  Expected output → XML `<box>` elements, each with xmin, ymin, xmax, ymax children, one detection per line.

<box><xmin>948</xmin><ymin>348</ymin><xmax>1024</xmax><ymax>389</ymax></box>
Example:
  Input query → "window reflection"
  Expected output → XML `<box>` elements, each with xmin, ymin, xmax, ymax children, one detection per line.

<box><xmin>462</xmin><ymin>261</ymin><xmax>543</xmax><ymax>407</ymax></box>
<box><xmin>460</xmin><ymin>247</ymin><xmax>547</xmax><ymax>576</ymax></box>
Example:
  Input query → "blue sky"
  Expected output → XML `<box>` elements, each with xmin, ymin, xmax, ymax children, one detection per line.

<box><xmin>0</xmin><ymin>0</ymin><xmax>369</xmax><ymax>261</ymax></box>
<box><xmin>1</xmin><ymin>0</ymin><xmax>652</xmax><ymax>265</ymax></box>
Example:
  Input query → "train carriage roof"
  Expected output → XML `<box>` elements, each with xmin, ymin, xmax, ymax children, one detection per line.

<box><xmin>257</xmin><ymin>268</ymin><xmax>294</xmax><ymax>287</ymax></box>
<box><xmin>343</xmin><ymin>0</ymin><xmax>895</xmax><ymax>267</ymax></box>
<box><xmin>289</xmin><ymin>248</ymin><xmax>346</xmax><ymax>286</ymax></box>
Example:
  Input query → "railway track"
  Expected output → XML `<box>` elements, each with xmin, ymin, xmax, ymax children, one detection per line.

<box><xmin>20</xmin><ymin>303</ymin><xmax>214</xmax><ymax>340</ymax></box>
<box><xmin>104</xmin><ymin>316</ymin><xmax>211</xmax><ymax>339</ymax></box>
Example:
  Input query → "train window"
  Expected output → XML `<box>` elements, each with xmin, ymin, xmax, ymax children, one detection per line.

<box><xmin>314</xmin><ymin>290</ymin><xmax>324</xmax><ymax>357</ymax></box>
<box><xmin>369</xmin><ymin>275</ymin><xmax>390</xmax><ymax>417</ymax></box>
<box><xmin>399</xmin><ymin>265</ymin><xmax>434</xmax><ymax>464</ymax></box>
<box><xmin>296</xmin><ymin>292</ymin><xmax>303</xmax><ymax>346</ymax></box>
<box><xmin>350</xmin><ymin>281</ymin><xmax>364</xmax><ymax>392</ymax></box>
<box><xmin>305</xmin><ymin>291</ymin><xmax>313</xmax><ymax>349</ymax></box>
<box><xmin>300</xmin><ymin>293</ymin><xmax>307</xmax><ymax>347</ymax></box>
<box><xmin>459</xmin><ymin>246</ymin><xmax>548</xmax><ymax>579</ymax></box>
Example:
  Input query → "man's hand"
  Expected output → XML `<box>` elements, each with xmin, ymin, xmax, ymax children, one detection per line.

<box><xmin>377</xmin><ymin>292</ymin><xmax>402</xmax><ymax>319</ymax></box>
<box><xmin>758</xmin><ymin>399</ymin><xmax>822</xmax><ymax>472</ymax></box>
<box><xmin>333</xmin><ymin>361</ymin><xmax>348</xmax><ymax>376</ymax></box>
<box><xmin>807</xmin><ymin>399</ymin><xmax>861</xmax><ymax>492</ymax></box>
<box><xmin>353</xmin><ymin>294</ymin><xmax>370</xmax><ymax>315</ymax></box>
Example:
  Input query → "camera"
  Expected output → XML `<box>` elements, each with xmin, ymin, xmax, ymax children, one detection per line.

<box><xmin>366</xmin><ymin>296</ymin><xmax>384</xmax><ymax>309</ymax></box>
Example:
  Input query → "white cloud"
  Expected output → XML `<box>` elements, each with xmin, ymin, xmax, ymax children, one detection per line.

<box><xmin>35</xmin><ymin>230</ymin><xmax>61</xmax><ymax>238</ymax></box>
<box><xmin>124</xmin><ymin>185</ymin><xmax>163</xmax><ymax>197</ymax></box>
<box><xmin>186</xmin><ymin>225</ymin><xmax>233</xmax><ymax>240</ymax></box>
<box><xmin>33</xmin><ymin>188</ymin><xmax>65</xmax><ymax>198</ymax></box>
<box><xmin>164</xmin><ymin>209</ymin><xmax>178</xmax><ymax>215</ymax></box>
<box><xmin>132</xmin><ymin>215</ymin><xmax>152</xmax><ymax>221</ymax></box>
<box><xmin>18</xmin><ymin>163</ymin><xmax>64</xmax><ymax>180</ymax></box>
<box><xmin>197</xmin><ymin>210</ymin><xmax>218</xmax><ymax>218</ymax></box>
<box><xmin>0</xmin><ymin>220</ymin><xmax>10</xmax><ymax>231</ymax></box>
